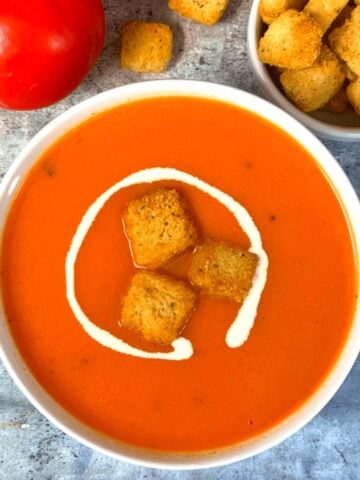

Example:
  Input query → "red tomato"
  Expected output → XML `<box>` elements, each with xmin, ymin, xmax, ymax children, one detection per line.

<box><xmin>0</xmin><ymin>0</ymin><xmax>105</xmax><ymax>110</ymax></box>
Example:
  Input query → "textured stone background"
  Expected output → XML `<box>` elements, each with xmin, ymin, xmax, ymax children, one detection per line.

<box><xmin>0</xmin><ymin>1</ymin><xmax>359</xmax><ymax>479</ymax></box>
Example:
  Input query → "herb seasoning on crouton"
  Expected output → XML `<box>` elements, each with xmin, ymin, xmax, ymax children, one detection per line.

<box><xmin>121</xmin><ymin>21</ymin><xmax>173</xmax><ymax>73</ymax></box>
<box><xmin>280</xmin><ymin>45</ymin><xmax>345</xmax><ymax>112</ymax></box>
<box><xmin>123</xmin><ymin>188</ymin><xmax>198</xmax><ymax>268</ymax></box>
<box><xmin>304</xmin><ymin>0</ymin><xmax>349</xmax><ymax>33</ymax></box>
<box><xmin>188</xmin><ymin>239</ymin><xmax>258</xmax><ymax>303</ymax></box>
<box><xmin>169</xmin><ymin>0</ymin><xmax>229</xmax><ymax>25</ymax></box>
<box><xmin>258</xmin><ymin>10</ymin><xmax>323</xmax><ymax>69</ymax></box>
<box><xmin>329</xmin><ymin>6</ymin><xmax>360</xmax><ymax>77</ymax></box>
<box><xmin>121</xmin><ymin>271</ymin><xmax>196</xmax><ymax>344</ymax></box>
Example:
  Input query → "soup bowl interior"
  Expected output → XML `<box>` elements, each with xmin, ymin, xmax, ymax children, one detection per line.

<box><xmin>0</xmin><ymin>80</ymin><xmax>359</xmax><ymax>469</ymax></box>
<box><xmin>247</xmin><ymin>0</ymin><xmax>360</xmax><ymax>141</ymax></box>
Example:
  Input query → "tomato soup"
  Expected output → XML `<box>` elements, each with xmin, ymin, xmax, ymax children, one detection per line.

<box><xmin>1</xmin><ymin>97</ymin><xmax>357</xmax><ymax>452</ymax></box>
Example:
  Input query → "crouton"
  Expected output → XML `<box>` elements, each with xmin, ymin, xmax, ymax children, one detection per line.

<box><xmin>347</xmin><ymin>79</ymin><xmax>360</xmax><ymax>115</ymax></box>
<box><xmin>324</xmin><ymin>84</ymin><xmax>349</xmax><ymax>113</ymax></box>
<box><xmin>328</xmin><ymin>7</ymin><xmax>360</xmax><ymax>77</ymax></box>
<box><xmin>188</xmin><ymin>240</ymin><xmax>258</xmax><ymax>303</ymax></box>
<box><xmin>120</xmin><ymin>22</ymin><xmax>173</xmax><ymax>73</ymax></box>
<box><xmin>304</xmin><ymin>0</ymin><xmax>349</xmax><ymax>33</ymax></box>
<box><xmin>168</xmin><ymin>0</ymin><xmax>228</xmax><ymax>25</ymax></box>
<box><xmin>123</xmin><ymin>188</ymin><xmax>198</xmax><ymax>268</ymax></box>
<box><xmin>280</xmin><ymin>45</ymin><xmax>345</xmax><ymax>112</ymax></box>
<box><xmin>121</xmin><ymin>271</ymin><xmax>196</xmax><ymax>344</ymax></box>
<box><xmin>258</xmin><ymin>10</ymin><xmax>323</xmax><ymax>69</ymax></box>
<box><xmin>260</xmin><ymin>0</ymin><xmax>307</xmax><ymax>24</ymax></box>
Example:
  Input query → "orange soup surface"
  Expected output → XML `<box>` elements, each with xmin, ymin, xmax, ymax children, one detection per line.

<box><xmin>1</xmin><ymin>97</ymin><xmax>357</xmax><ymax>452</ymax></box>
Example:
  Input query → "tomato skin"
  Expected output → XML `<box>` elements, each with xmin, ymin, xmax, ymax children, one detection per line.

<box><xmin>0</xmin><ymin>0</ymin><xmax>105</xmax><ymax>110</ymax></box>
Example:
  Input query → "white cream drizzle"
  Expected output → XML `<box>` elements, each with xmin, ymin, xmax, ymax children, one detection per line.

<box><xmin>65</xmin><ymin>167</ymin><xmax>268</xmax><ymax>360</ymax></box>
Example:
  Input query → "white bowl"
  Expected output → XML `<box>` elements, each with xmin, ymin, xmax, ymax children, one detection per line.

<box><xmin>248</xmin><ymin>0</ymin><xmax>360</xmax><ymax>141</ymax></box>
<box><xmin>0</xmin><ymin>80</ymin><xmax>359</xmax><ymax>469</ymax></box>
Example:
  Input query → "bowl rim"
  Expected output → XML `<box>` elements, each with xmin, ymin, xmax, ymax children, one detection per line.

<box><xmin>247</xmin><ymin>0</ymin><xmax>360</xmax><ymax>141</ymax></box>
<box><xmin>0</xmin><ymin>79</ymin><xmax>359</xmax><ymax>470</ymax></box>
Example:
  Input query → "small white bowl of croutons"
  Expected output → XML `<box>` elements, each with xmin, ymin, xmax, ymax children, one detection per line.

<box><xmin>248</xmin><ymin>0</ymin><xmax>360</xmax><ymax>140</ymax></box>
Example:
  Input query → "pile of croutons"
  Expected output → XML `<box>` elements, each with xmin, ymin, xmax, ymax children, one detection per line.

<box><xmin>120</xmin><ymin>0</ymin><xmax>229</xmax><ymax>73</ymax></box>
<box><xmin>258</xmin><ymin>0</ymin><xmax>360</xmax><ymax>115</ymax></box>
<box><xmin>120</xmin><ymin>188</ymin><xmax>258</xmax><ymax>345</ymax></box>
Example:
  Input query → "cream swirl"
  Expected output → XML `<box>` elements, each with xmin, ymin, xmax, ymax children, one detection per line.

<box><xmin>65</xmin><ymin>168</ymin><xmax>268</xmax><ymax>360</ymax></box>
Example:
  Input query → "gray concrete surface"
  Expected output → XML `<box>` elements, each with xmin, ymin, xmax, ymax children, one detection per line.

<box><xmin>0</xmin><ymin>0</ymin><xmax>359</xmax><ymax>478</ymax></box>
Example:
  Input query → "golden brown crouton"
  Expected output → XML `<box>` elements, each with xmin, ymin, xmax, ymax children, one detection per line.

<box><xmin>280</xmin><ymin>46</ymin><xmax>345</xmax><ymax>112</ymax></box>
<box><xmin>258</xmin><ymin>10</ymin><xmax>323</xmax><ymax>69</ymax></box>
<box><xmin>188</xmin><ymin>240</ymin><xmax>258</xmax><ymax>303</ymax></box>
<box><xmin>121</xmin><ymin>271</ymin><xmax>196</xmax><ymax>344</ymax></box>
<box><xmin>304</xmin><ymin>0</ymin><xmax>349</xmax><ymax>33</ymax></box>
<box><xmin>169</xmin><ymin>0</ymin><xmax>228</xmax><ymax>25</ymax></box>
<box><xmin>328</xmin><ymin>7</ymin><xmax>360</xmax><ymax>77</ymax></box>
<box><xmin>347</xmin><ymin>79</ymin><xmax>360</xmax><ymax>115</ymax></box>
<box><xmin>260</xmin><ymin>0</ymin><xmax>307</xmax><ymax>24</ymax></box>
<box><xmin>121</xmin><ymin>22</ymin><xmax>173</xmax><ymax>73</ymax></box>
<box><xmin>324</xmin><ymin>84</ymin><xmax>349</xmax><ymax>113</ymax></box>
<box><xmin>123</xmin><ymin>188</ymin><xmax>198</xmax><ymax>268</ymax></box>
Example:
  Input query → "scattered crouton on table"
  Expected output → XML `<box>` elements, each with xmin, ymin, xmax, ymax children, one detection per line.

<box><xmin>121</xmin><ymin>271</ymin><xmax>196</xmax><ymax>345</ymax></box>
<box><xmin>280</xmin><ymin>45</ymin><xmax>345</xmax><ymax>112</ymax></box>
<box><xmin>169</xmin><ymin>0</ymin><xmax>229</xmax><ymax>25</ymax></box>
<box><xmin>188</xmin><ymin>239</ymin><xmax>258</xmax><ymax>303</ymax></box>
<box><xmin>121</xmin><ymin>21</ymin><xmax>173</xmax><ymax>73</ymax></box>
<box><xmin>123</xmin><ymin>188</ymin><xmax>198</xmax><ymax>269</ymax></box>
<box><xmin>258</xmin><ymin>10</ymin><xmax>323</xmax><ymax>69</ymax></box>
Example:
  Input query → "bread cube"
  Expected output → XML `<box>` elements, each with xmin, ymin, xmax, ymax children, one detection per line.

<box><xmin>123</xmin><ymin>188</ymin><xmax>198</xmax><ymax>268</ymax></box>
<box><xmin>324</xmin><ymin>85</ymin><xmax>349</xmax><ymax>113</ymax></box>
<box><xmin>121</xmin><ymin>22</ymin><xmax>173</xmax><ymax>73</ymax></box>
<box><xmin>169</xmin><ymin>0</ymin><xmax>228</xmax><ymax>25</ymax></box>
<box><xmin>188</xmin><ymin>240</ymin><xmax>258</xmax><ymax>303</ymax></box>
<box><xmin>329</xmin><ymin>7</ymin><xmax>360</xmax><ymax>77</ymax></box>
<box><xmin>347</xmin><ymin>79</ymin><xmax>360</xmax><ymax>115</ymax></box>
<box><xmin>280</xmin><ymin>46</ymin><xmax>345</xmax><ymax>112</ymax></box>
<box><xmin>304</xmin><ymin>0</ymin><xmax>349</xmax><ymax>33</ymax></box>
<box><xmin>121</xmin><ymin>271</ymin><xmax>196</xmax><ymax>344</ymax></box>
<box><xmin>260</xmin><ymin>0</ymin><xmax>307</xmax><ymax>24</ymax></box>
<box><xmin>258</xmin><ymin>10</ymin><xmax>322</xmax><ymax>69</ymax></box>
